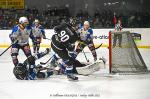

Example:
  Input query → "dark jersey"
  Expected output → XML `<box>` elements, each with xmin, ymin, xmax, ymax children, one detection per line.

<box><xmin>52</xmin><ymin>23</ymin><xmax>79</xmax><ymax>51</ymax></box>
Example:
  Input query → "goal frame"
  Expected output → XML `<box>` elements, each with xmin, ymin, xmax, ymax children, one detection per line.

<box><xmin>108</xmin><ymin>30</ymin><xmax>148</xmax><ymax>74</ymax></box>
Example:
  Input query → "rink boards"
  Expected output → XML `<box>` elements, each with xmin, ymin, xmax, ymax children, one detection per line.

<box><xmin>0</xmin><ymin>28</ymin><xmax>150</xmax><ymax>48</ymax></box>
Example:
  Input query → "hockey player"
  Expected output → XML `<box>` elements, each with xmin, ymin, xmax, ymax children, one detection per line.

<box><xmin>51</xmin><ymin>21</ymin><xmax>82</xmax><ymax>81</ymax></box>
<box><xmin>9</xmin><ymin>16</ymin><xmax>34</xmax><ymax>67</ymax></box>
<box><xmin>32</xmin><ymin>19</ymin><xmax>46</xmax><ymax>53</ymax></box>
<box><xmin>76</xmin><ymin>21</ymin><xmax>97</xmax><ymax>61</ymax></box>
<box><xmin>13</xmin><ymin>48</ymin><xmax>101</xmax><ymax>80</ymax></box>
<box><xmin>13</xmin><ymin>48</ymin><xmax>53</xmax><ymax>80</ymax></box>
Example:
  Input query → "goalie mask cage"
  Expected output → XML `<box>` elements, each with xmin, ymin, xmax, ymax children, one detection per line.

<box><xmin>109</xmin><ymin>31</ymin><xmax>148</xmax><ymax>74</ymax></box>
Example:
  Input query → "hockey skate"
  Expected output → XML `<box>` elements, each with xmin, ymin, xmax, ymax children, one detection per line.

<box><xmin>67</xmin><ymin>74</ymin><xmax>78</xmax><ymax>81</ymax></box>
<box><xmin>66</xmin><ymin>66</ymin><xmax>78</xmax><ymax>81</ymax></box>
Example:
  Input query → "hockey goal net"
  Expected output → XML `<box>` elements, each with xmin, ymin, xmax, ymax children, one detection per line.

<box><xmin>109</xmin><ymin>31</ymin><xmax>148</xmax><ymax>74</ymax></box>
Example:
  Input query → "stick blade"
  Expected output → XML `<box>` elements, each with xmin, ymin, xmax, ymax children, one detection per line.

<box><xmin>40</xmin><ymin>62</ymin><xmax>46</xmax><ymax>65</ymax></box>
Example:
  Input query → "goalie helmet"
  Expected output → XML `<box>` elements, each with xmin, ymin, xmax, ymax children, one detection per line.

<box><xmin>13</xmin><ymin>63</ymin><xmax>28</xmax><ymax>80</ymax></box>
<box><xmin>19</xmin><ymin>17</ymin><xmax>29</xmax><ymax>24</ymax></box>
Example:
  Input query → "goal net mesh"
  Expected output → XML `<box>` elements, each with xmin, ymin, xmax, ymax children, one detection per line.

<box><xmin>110</xmin><ymin>31</ymin><xmax>148</xmax><ymax>73</ymax></box>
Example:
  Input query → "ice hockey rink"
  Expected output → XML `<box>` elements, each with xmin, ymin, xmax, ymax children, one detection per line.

<box><xmin>0</xmin><ymin>47</ymin><xmax>150</xmax><ymax>99</ymax></box>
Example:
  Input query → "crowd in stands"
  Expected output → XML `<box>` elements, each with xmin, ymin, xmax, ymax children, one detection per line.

<box><xmin>0</xmin><ymin>6</ymin><xmax>150</xmax><ymax>29</ymax></box>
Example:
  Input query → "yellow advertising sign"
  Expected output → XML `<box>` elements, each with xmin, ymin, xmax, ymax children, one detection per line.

<box><xmin>0</xmin><ymin>0</ymin><xmax>24</xmax><ymax>9</ymax></box>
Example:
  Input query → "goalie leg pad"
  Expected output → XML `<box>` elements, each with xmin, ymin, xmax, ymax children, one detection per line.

<box><xmin>76</xmin><ymin>62</ymin><xmax>100</xmax><ymax>75</ymax></box>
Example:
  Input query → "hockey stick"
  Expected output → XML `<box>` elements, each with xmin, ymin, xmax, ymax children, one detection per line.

<box><xmin>40</xmin><ymin>55</ymin><xmax>53</xmax><ymax>65</ymax></box>
<box><xmin>95</xmin><ymin>43</ymin><xmax>103</xmax><ymax>50</ymax></box>
<box><xmin>35</xmin><ymin>66</ymin><xmax>50</xmax><ymax>71</ymax></box>
<box><xmin>45</xmin><ymin>38</ymin><xmax>51</xmax><ymax>41</ymax></box>
<box><xmin>0</xmin><ymin>40</ymin><xmax>18</xmax><ymax>56</ymax></box>
<box><xmin>82</xmin><ymin>43</ymin><xmax>103</xmax><ymax>62</ymax></box>
<box><xmin>82</xmin><ymin>50</ymin><xmax>89</xmax><ymax>62</ymax></box>
<box><xmin>0</xmin><ymin>44</ymin><xmax>12</xmax><ymax>56</ymax></box>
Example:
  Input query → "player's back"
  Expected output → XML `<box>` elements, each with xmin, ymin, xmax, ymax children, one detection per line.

<box><xmin>54</xmin><ymin>22</ymin><xmax>79</xmax><ymax>44</ymax></box>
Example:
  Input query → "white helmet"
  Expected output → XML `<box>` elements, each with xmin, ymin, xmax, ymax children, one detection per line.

<box><xmin>34</xmin><ymin>19</ymin><xmax>39</xmax><ymax>23</ymax></box>
<box><xmin>19</xmin><ymin>17</ymin><xmax>29</xmax><ymax>24</ymax></box>
<box><xmin>84</xmin><ymin>21</ymin><xmax>90</xmax><ymax>26</ymax></box>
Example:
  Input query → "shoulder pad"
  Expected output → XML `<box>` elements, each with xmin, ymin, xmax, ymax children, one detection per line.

<box><xmin>12</xmin><ymin>25</ymin><xmax>19</xmax><ymax>33</ymax></box>
<box><xmin>61</xmin><ymin>22</ymin><xmax>68</xmax><ymax>27</ymax></box>
<box><xmin>88</xmin><ymin>28</ymin><xmax>93</xmax><ymax>34</ymax></box>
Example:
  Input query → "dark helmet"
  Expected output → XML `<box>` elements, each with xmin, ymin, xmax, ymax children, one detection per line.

<box><xmin>13</xmin><ymin>63</ymin><xmax>28</xmax><ymax>80</ymax></box>
<box><xmin>69</xmin><ymin>18</ymin><xmax>78</xmax><ymax>27</ymax></box>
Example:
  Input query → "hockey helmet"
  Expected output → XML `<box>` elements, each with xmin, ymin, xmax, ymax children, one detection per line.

<box><xmin>69</xmin><ymin>18</ymin><xmax>78</xmax><ymax>27</ymax></box>
<box><xmin>19</xmin><ymin>17</ymin><xmax>29</xmax><ymax>24</ymax></box>
<box><xmin>34</xmin><ymin>19</ymin><xmax>39</xmax><ymax>23</ymax></box>
<box><xmin>83</xmin><ymin>21</ymin><xmax>90</xmax><ymax>29</ymax></box>
<box><xmin>84</xmin><ymin>21</ymin><xmax>90</xmax><ymax>26</ymax></box>
<box><xmin>13</xmin><ymin>63</ymin><xmax>28</xmax><ymax>80</ymax></box>
<box><xmin>34</xmin><ymin>19</ymin><xmax>39</xmax><ymax>25</ymax></box>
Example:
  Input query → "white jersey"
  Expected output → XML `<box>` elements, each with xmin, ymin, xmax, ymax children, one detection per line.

<box><xmin>78</xmin><ymin>27</ymin><xmax>93</xmax><ymax>42</ymax></box>
<box><xmin>10</xmin><ymin>24</ymin><xmax>33</xmax><ymax>45</ymax></box>
<box><xmin>32</xmin><ymin>24</ymin><xmax>45</xmax><ymax>38</ymax></box>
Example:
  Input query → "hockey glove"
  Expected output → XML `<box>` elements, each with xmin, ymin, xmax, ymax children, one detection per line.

<box><xmin>68</xmin><ymin>51</ymin><xmax>77</xmax><ymax>59</ymax></box>
<box><xmin>28</xmin><ymin>65</ymin><xmax>36</xmax><ymax>80</ymax></box>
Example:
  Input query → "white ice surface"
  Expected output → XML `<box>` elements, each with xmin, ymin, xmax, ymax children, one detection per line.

<box><xmin>0</xmin><ymin>48</ymin><xmax>150</xmax><ymax>99</ymax></box>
